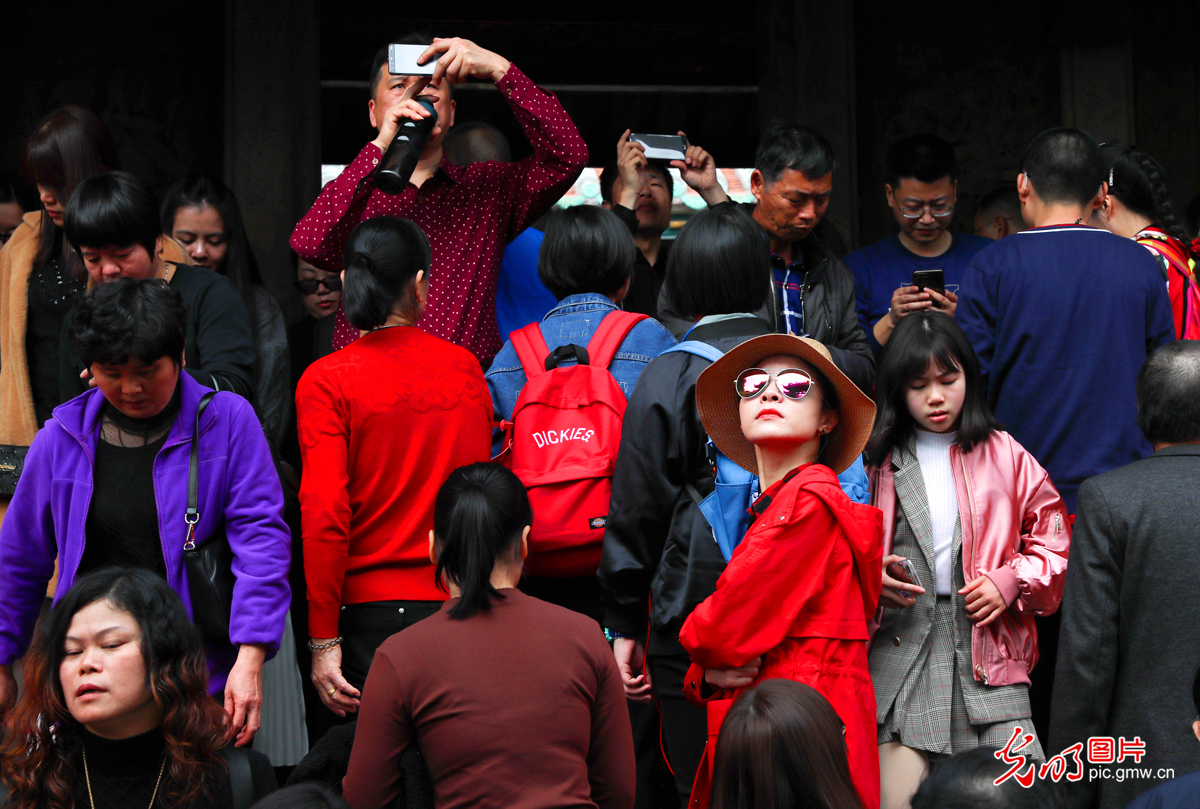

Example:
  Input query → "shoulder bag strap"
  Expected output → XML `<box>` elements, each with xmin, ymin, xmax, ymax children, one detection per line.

<box><xmin>510</xmin><ymin>322</ymin><xmax>553</xmax><ymax>379</ymax></box>
<box><xmin>185</xmin><ymin>392</ymin><xmax>218</xmax><ymax>551</ymax></box>
<box><xmin>221</xmin><ymin>747</ymin><xmax>255</xmax><ymax>809</ymax></box>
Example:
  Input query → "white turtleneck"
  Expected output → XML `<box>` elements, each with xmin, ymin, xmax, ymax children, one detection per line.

<box><xmin>913</xmin><ymin>429</ymin><xmax>959</xmax><ymax>596</ymax></box>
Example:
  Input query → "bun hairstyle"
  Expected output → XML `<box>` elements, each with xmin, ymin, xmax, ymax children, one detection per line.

<box><xmin>1101</xmin><ymin>142</ymin><xmax>1197</xmax><ymax>258</ymax></box>
<box><xmin>341</xmin><ymin>216</ymin><xmax>431</xmax><ymax>330</ymax></box>
<box><xmin>433</xmin><ymin>463</ymin><xmax>532</xmax><ymax>620</ymax></box>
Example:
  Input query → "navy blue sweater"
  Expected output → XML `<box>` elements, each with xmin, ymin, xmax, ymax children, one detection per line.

<box><xmin>956</xmin><ymin>225</ymin><xmax>1174</xmax><ymax>512</ymax></box>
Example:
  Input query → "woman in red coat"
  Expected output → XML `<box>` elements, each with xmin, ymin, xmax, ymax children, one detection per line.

<box><xmin>681</xmin><ymin>334</ymin><xmax>883</xmax><ymax>809</ymax></box>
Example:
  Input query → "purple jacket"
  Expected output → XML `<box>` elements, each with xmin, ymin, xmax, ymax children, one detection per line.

<box><xmin>0</xmin><ymin>373</ymin><xmax>291</xmax><ymax>693</ymax></box>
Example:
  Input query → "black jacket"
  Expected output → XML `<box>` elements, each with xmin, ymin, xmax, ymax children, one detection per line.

<box><xmin>656</xmin><ymin>207</ymin><xmax>874</xmax><ymax>392</ymax></box>
<box><xmin>612</xmin><ymin>203</ymin><xmax>669</xmax><ymax>319</ymax></box>
<box><xmin>1050</xmin><ymin>445</ymin><xmax>1200</xmax><ymax>809</ymax></box>
<box><xmin>598</xmin><ymin>315</ymin><xmax>772</xmax><ymax>648</ymax></box>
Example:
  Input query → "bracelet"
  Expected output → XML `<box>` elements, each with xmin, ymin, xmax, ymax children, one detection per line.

<box><xmin>604</xmin><ymin>628</ymin><xmax>633</xmax><ymax>642</ymax></box>
<box><xmin>307</xmin><ymin>636</ymin><xmax>343</xmax><ymax>652</ymax></box>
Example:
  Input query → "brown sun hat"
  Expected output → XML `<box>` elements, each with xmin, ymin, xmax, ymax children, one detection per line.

<box><xmin>695</xmin><ymin>334</ymin><xmax>876</xmax><ymax>475</ymax></box>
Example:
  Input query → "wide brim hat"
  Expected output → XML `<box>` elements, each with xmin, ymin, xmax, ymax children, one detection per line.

<box><xmin>695</xmin><ymin>334</ymin><xmax>875</xmax><ymax>475</ymax></box>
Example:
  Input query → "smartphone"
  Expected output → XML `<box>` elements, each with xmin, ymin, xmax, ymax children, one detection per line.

<box><xmin>630</xmin><ymin>133</ymin><xmax>688</xmax><ymax>162</ymax></box>
<box><xmin>388</xmin><ymin>43</ymin><xmax>439</xmax><ymax>76</ymax></box>
<box><xmin>887</xmin><ymin>558</ymin><xmax>922</xmax><ymax>600</ymax></box>
<box><xmin>911</xmin><ymin>269</ymin><xmax>945</xmax><ymax>307</ymax></box>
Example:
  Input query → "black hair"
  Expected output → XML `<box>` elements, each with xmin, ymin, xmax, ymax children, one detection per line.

<box><xmin>443</xmin><ymin>121</ymin><xmax>511</xmax><ymax>164</ymax></box>
<box><xmin>160</xmin><ymin>170</ymin><xmax>265</xmax><ymax>315</ymax></box>
<box><xmin>910</xmin><ymin>747</ymin><xmax>1062</xmax><ymax>809</ymax></box>
<box><xmin>711</xmin><ymin>680</ymin><xmax>860</xmax><ymax>809</ymax></box>
<box><xmin>21</xmin><ymin>106</ymin><xmax>122</xmax><ymax>278</ymax></box>
<box><xmin>537</xmin><ymin>205</ymin><xmax>635</xmax><ymax>300</ymax></box>
<box><xmin>1100</xmin><ymin>143</ymin><xmax>1197</xmax><ymax>259</ymax></box>
<box><xmin>867</xmin><ymin>311</ymin><xmax>999</xmax><ymax>465</ymax></box>
<box><xmin>250</xmin><ymin>784</ymin><xmax>350</xmax><ymax>809</ymax></box>
<box><xmin>663</xmin><ymin>202</ymin><xmax>771</xmax><ymax>319</ymax></box>
<box><xmin>69</xmin><ymin>278</ymin><xmax>187</xmax><ymax>368</ymax></box>
<box><xmin>754</xmin><ymin>125</ymin><xmax>836</xmax><ymax>186</ymax></box>
<box><xmin>1136</xmin><ymin>340</ymin><xmax>1200</xmax><ymax>445</ymax></box>
<box><xmin>1193</xmin><ymin>659</ymin><xmax>1200</xmax><ymax>718</ymax></box>
<box><xmin>63</xmin><ymin>171</ymin><xmax>160</xmax><ymax>257</ymax></box>
<box><xmin>0</xmin><ymin>171</ymin><xmax>37</xmax><ymax>213</ymax></box>
<box><xmin>975</xmin><ymin>186</ymin><xmax>1024</xmax><ymax>225</ymax></box>
<box><xmin>599</xmin><ymin>159</ymin><xmax>675</xmax><ymax>205</ymax></box>
<box><xmin>433</xmin><ymin>463</ymin><xmax>532</xmax><ymax>620</ymax></box>
<box><xmin>886</xmin><ymin>133</ymin><xmax>957</xmax><ymax>189</ymax></box>
<box><xmin>369</xmin><ymin>30</ymin><xmax>452</xmax><ymax>100</ymax></box>
<box><xmin>1020</xmin><ymin>128</ymin><xmax>1106</xmax><ymax>207</ymax></box>
<box><xmin>341</xmin><ymin>216</ymin><xmax>431</xmax><ymax>330</ymax></box>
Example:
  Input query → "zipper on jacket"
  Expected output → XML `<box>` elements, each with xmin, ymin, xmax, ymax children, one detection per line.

<box><xmin>957</xmin><ymin>449</ymin><xmax>989</xmax><ymax>685</ymax></box>
<box><xmin>1054</xmin><ymin>513</ymin><xmax>1062</xmax><ymax>534</ymax></box>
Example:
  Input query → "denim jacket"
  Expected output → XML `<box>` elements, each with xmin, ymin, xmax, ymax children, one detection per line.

<box><xmin>486</xmin><ymin>293</ymin><xmax>677</xmax><ymax>449</ymax></box>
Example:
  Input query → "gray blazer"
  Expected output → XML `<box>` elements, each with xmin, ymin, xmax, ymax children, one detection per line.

<box><xmin>1050</xmin><ymin>445</ymin><xmax>1200</xmax><ymax>809</ymax></box>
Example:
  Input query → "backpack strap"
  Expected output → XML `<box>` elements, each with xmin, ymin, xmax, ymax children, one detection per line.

<box><xmin>586</xmin><ymin>311</ymin><xmax>649</xmax><ymax>369</ymax></box>
<box><xmin>663</xmin><ymin>340</ymin><xmax>726</xmax><ymax>364</ymax></box>
<box><xmin>221</xmin><ymin>747</ymin><xmax>256</xmax><ymax>809</ymax></box>
<box><xmin>510</xmin><ymin>322</ymin><xmax>553</xmax><ymax>379</ymax></box>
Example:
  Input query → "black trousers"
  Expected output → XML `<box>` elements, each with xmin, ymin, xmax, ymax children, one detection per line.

<box><xmin>338</xmin><ymin>600</ymin><xmax>443</xmax><ymax>694</ymax></box>
<box><xmin>648</xmin><ymin>629</ymin><xmax>707</xmax><ymax>806</ymax></box>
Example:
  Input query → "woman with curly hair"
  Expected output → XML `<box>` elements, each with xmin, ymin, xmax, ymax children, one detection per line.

<box><xmin>0</xmin><ymin>567</ymin><xmax>276</xmax><ymax>809</ymax></box>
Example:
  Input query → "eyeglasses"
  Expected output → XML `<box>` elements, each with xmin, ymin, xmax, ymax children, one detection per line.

<box><xmin>294</xmin><ymin>276</ymin><xmax>343</xmax><ymax>294</ymax></box>
<box><xmin>735</xmin><ymin>368</ymin><xmax>815</xmax><ymax>401</ymax></box>
<box><xmin>897</xmin><ymin>203</ymin><xmax>954</xmax><ymax>219</ymax></box>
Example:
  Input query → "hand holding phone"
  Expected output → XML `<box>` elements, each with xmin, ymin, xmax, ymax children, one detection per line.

<box><xmin>882</xmin><ymin>554</ymin><xmax>925</xmax><ymax>607</ymax></box>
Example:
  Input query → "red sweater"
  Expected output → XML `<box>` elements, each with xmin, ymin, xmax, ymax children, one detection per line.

<box><xmin>296</xmin><ymin>326</ymin><xmax>491</xmax><ymax>637</ymax></box>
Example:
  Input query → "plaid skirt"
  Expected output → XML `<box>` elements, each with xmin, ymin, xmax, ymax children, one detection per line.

<box><xmin>877</xmin><ymin>595</ymin><xmax>1043</xmax><ymax>760</ymax></box>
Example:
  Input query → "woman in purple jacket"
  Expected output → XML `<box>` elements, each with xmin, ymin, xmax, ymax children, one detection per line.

<box><xmin>0</xmin><ymin>278</ymin><xmax>291</xmax><ymax>747</ymax></box>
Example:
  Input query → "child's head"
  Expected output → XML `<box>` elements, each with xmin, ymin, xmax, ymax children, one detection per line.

<box><xmin>711</xmin><ymin>680</ymin><xmax>861</xmax><ymax>809</ymax></box>
<box><xmin>868</xmin><ymin>312</ymin><xmax>998</xmax><ymax>464</ymax></box>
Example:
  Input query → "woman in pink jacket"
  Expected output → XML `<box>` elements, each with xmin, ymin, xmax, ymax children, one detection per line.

<box><xmin>865</xmin><ymin>312</ymin><xmax>1071</xmax><ymax>809</ymax></box>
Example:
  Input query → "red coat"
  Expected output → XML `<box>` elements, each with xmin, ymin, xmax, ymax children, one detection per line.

<box><xmin>679</xmin><ymin>464</ymin><xmax>883</xmax><ymax>809</ymax></box>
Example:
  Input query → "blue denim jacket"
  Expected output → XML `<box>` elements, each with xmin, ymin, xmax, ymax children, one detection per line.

<box><xmin>486</xmin><ymin>293</ymin><xmax>677</xmax><ymax>449</ymax></box>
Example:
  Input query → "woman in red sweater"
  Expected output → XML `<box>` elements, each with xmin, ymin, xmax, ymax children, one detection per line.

<box><xmin>296</xmin><ymin>216</ymin><xmax>491</xmax><ymax>718</ymax></box>
<box><xmin>681</xmin><ymin>334</ymin><xmax>883</xmax><ymax>809</ymax></box>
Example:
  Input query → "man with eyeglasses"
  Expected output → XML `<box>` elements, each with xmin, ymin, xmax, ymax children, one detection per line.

<box><xmin>846</xmin><ymin>133</ymin><xmax>992</xmax><ymax>352</ymax></box>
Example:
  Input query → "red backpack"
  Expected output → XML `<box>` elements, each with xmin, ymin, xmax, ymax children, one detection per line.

<box><xmin>499</xmin><ymin>311</ymin><xmax>648</xmax><ymax>577</ymax></box>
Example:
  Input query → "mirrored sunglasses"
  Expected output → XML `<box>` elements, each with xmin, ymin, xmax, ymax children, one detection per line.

<box><xmin>735</xmin><ymin>368</ymin><xmax>815</xmax><ymax>401</ymax></box>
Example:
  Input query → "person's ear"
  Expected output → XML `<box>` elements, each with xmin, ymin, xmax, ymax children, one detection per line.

<box><xmin>750</xmin><ymin>169</ymin><xmax>765</xmax><ymax>202</ymax></box>
<box><xmin>885</xmin><ymin>184</ymin><xmax>895</xmax><ymax>208</ymax></box>
<box><xmin>613</xmin><ymin>275</ymin><xmax>631</xmax><ymax>305</ymax></box>
<box><xmin>995</xmin><ymin>216</ymin><xmax>1009</xmax><ymax>238</ymax></box>
<box><xmin>413</xmin><ymin>269</ymin><xmax>428</xmax><ymax>308</ymax></box>
<box><xmin>1192</xmin><ymin>719</ymin><xmax>1200</xmax><ymax>744</ymax></box>
<box><xmin>368</xmin><ymin>97</ymin><xmax>379</xmax><ymax>130</ymax></box>
<box><xmin>822</xmin><ymin>409</ymin><xmax>840</xmax><ymax>435</ymax></box>
<box><xmin>600</xmin><ymin>200</ymin><xmax>613</xmax><ymax>211</ymax></box>
<box><xmin>180</xmin><ymin>342</ymin><xmax>187</xmax><ymax>370</ymax></box>
<box><xmin>154</xmin><ymin>234</ymin><xmax>164</xmax><ymax>257</ymax></box>
<box><xmin>1092</xmin><ymin>182</ymin><xmax>1109</xmax><ymax>212</ymax></box>
<box><xmin>428</xmin><ymin>529</ymin><xmax>437</xmax><ymax>564</ymax></box>
<box><xmin>519</xmin><ymin>525</ymin><xmax>530</xmax><ymax>562</ymax></box>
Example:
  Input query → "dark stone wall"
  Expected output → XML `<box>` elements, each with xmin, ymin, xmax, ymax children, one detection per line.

<box><xmin>1</xmin><ymin>2</ymin><xmax>225</xmax><ymax>197</ymax></box>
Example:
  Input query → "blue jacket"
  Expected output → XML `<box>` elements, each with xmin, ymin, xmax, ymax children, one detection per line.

<box><xmin>956</xmin><ymin>225</ymin><xmax>1175</xmax><ymax>512</ymax></box>
<box><xmin>0</xmin><ymin>374</ymin><xmax>291</xmax><ymax>693</ymax></box>
<box><xmin>486</xmin><ymin>293</ymin><xmax>677</xmax><ymax>449</ymax></box>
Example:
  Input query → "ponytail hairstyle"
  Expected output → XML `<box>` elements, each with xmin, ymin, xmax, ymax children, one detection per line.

<box><xmin>1101</xmin><ymin>142</ymin><xmax>1197</xmax><ymax>258</ymax></box>
<box><xmin>341</xmin><ymin>216</ymin><xmax>431</xmax><ymax>330</ymax></box>
<box><xmin>866</xmin><ymin>311</ymin><xmax>999</xmax><ymax>466</ymax></box>
<box><xmin>433</xmin><ymin>463</ymin><xmax>532</xmax><ymax>620</ymax></box>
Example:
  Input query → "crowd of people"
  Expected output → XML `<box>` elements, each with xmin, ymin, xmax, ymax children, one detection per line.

<box><xmin>2</xmin><ymin>31</ymin><xmax>1200</xmax><ymax>809</ymax></box>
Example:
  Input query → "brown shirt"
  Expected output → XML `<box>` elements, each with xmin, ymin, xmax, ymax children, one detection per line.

<box><xmin>343</xmin><ymin>589</ymin><xmax>635</xmax><ymax>809</ymax></box>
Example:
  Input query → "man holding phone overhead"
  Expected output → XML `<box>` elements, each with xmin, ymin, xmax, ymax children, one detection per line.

<box><xmin>290</xmin><ymin>33</ymin><xmax>587</xmax><ymax>368</ymax></box>
<box><xmin>845</xmin><ymin>133</ymin><xmax>991</xmax><ymax>352</ymax></box>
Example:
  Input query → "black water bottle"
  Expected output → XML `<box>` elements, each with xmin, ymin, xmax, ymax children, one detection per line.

<box><xmin>375</xmin><ymin>98</ymin><xmax>439</xmax><ymax>194</ymax></box>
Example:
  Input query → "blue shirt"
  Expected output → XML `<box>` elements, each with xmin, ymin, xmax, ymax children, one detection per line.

<box><xmin>955</xmin><ymin>225</ymin><xmax>1175</xmax><ymax>512</ymax></box>
<box><xmin>486</xmin><ymin>293</ymin><xmax>678</xmax><ymax>452</ymax></box>
<box><xmin>495</xmin><ymin>228</ymin><xmax>557</xmax><ymax>344</ymax></box>
<box><xmin>1125</xmin><ymin>770</ymin><xmax>1200</xmax><ymax>809</ymax></box>
<box><xmin>846</xmin><ymin>231</ymin><xmax>992</xmax><ymax>354</ymax></box>
<box><xmin>770</xmin><ymin>252</ymin><xmax>806</xmax><ymax>336</ymax></box>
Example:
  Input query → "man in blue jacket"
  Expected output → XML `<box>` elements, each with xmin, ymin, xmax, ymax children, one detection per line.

<box><xmin>956</xmin><ymin>128</ymin><xmax>1174</xmax><ymax>515</ymax></box>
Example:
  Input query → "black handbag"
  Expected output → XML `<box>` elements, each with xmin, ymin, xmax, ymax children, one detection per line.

<box><xmin>183</xmin><ymin>392</ymin><xmax>235</xmax><ymax>649</ymax></box>
<box><xmin>0</xmin><ymin>444</ymin><xmax>28</xmax><ymax>498</ymax></box>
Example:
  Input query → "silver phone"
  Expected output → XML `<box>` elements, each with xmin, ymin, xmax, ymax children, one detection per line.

<box><xmin>887</xmin><ymin>558</ymin><xmax>922</xmax><ymax>599</ymax></box>
<box><xmin>388</xmin><ymin>43</ymin><xmax>438</xmax><ymax>76</ymax></box>
<box><xmin>630</xmin><ymin>133</ymin><xmax>688</xmax><ymax>162</ymax></box>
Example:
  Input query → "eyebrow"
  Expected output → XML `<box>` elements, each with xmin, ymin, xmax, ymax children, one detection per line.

<box><xmin>64</xmin><ymin>625</ymin><xmax>130</xmax><ymax>642</ymax></box>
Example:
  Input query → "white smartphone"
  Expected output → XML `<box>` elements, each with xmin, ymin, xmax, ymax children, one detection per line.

<box><xmin>630</xmin><ymin>133</ymin><xmax>688</xmax><ymax>162</ymax></box>
<box><xmin>388</xmin><ymin>43</ymin><xmax>438</xmax><ymax>76</ymax></box>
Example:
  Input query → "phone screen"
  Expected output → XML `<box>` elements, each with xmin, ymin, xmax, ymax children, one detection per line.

<box><xmin>630</xmin><ymin>134</ymin><xmax>688</xmax><ymax>161</ymax></box>
<box><xmin>388</xmin><ymin>44</ymin><xmax>438</xmax><ymax>76</ymax></box>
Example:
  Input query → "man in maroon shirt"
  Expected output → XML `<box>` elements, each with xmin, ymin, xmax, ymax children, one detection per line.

<box><xmin>291</xmin><ymin>35</ymin><xmax>587</xmax><ymax>367</ymax></box>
